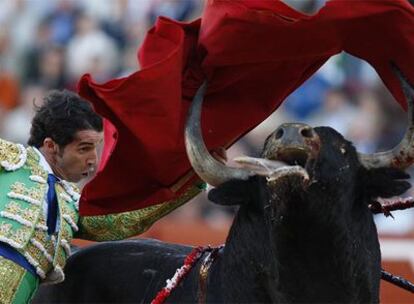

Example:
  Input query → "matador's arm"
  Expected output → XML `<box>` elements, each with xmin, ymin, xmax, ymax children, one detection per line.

<box><xmin>76</xmin><ymin>183</ymin><xmax>205</xmax><ymax>241</ymax></box>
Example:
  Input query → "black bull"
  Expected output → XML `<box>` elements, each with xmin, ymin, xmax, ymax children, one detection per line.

<box><xmin>34</xmin><ymin>126</ymin><xmax>411</xmax><ymax>303</ymax></box>
<box><xmin>34</xmin><ymin>67</ymin><xmax>414</xmax><ymax>303</ymax></box>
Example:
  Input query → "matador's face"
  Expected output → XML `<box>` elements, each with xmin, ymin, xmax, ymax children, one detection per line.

<box><xmin>54</xmin><ymin>129</ymin><xmax>103</xmax><ymax>183</ymax></box>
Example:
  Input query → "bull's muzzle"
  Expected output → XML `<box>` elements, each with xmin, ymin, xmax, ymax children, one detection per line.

<box><xmin>262</xmin><ymin>123</ymin><xmax>320</xmax><ymax>167</ymax></box>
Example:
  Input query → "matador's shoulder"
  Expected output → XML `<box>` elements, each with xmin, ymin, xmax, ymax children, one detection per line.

<box><xmin>0</xmin><ymin>138</ymin><xmax>28</xmax><ymax>171</ymax></box>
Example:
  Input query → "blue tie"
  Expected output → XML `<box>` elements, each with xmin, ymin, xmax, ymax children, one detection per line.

<box><xmin>47</xmin><ymin>174</ymin><xmax>58</xmax><ymax>235</ymax></box>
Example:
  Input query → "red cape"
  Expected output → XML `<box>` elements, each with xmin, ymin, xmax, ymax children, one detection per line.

<box><xmin>78</xmin><ymin>0</ymin><xmax>414</xmax><ymax>216</ymax></box>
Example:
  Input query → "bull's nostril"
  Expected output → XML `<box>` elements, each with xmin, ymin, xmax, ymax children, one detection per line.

<box><xmin>275</xmin><ymin>128</ymin><xmax>284</xmax><ymax>140</ymax></box>
<box><xmin>300</xmin><ymin>128</ymin><xmax>314</xmax><ymax>138</ymax></box>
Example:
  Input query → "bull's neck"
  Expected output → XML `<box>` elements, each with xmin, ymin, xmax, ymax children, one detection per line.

<box><xmin>219</xmin><ymin>198</ymin><xmax>379</xmax><ymax>303</ymax></box>
<box><xmin>271</xmin><ymin>195</ymin><xmax>379</xmax><ymax>303</ymax></box>
<box><xmin>276</xmin><ymin>225</ymin><xmax>350</xmax><ymax>301</ymax></box>
<box><xmin>219</xmin><ymin>207</ymin><xmax>282</xmax><ymax>303</ymax></box>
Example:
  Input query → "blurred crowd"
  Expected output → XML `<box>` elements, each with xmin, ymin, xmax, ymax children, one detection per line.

<box><xmin>0</xmin><ymin>0</ymin><xmax>202</xmax><ymax>142</ymax></box>
<box><xmin>0</xmin><ymin>0</ymin><xmax>412</xmax><ymax>240</ymax></box>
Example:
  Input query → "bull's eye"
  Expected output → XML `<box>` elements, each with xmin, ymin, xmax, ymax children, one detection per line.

<box><xmin>275</xmin><ymin>128</ymin><xmax>284</xmax><ymax>139</ymax></box>
<box><xmin>340</xmin><ymin>147</ymin><xmax>346</xmax><ymax>154</ymax></box>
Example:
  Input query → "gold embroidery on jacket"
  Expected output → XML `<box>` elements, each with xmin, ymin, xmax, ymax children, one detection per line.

<box><xmin>9</xmin><ymin>182</ymin><xmax>45</xmax><ymax>202</ymax></box>
<box><xmin>10</xmin><ymin>228</ymin><xmax>31</xmax><ymax>245</ymax></box>
<box><xmin>5</xmin><ymin>202</ymin><xmax>38</xmax><ymax>222</ymax></box>
<box><xmin>0</xmin><ymin>222</ymin><xmax>12</xmax><ymax>234</ymax></box>
<box><xmin>0</xmin><ymin>221</ymin><xmax>32</xmax><ymax>249</ymax></box>
<box><xmin>25</xmin><ymin>147</ymin><xmax>48</xmax><ymax>181</ymax></box>
<box><xmin>0</xmin><ymin>139</ymin><xmax>22</xmax><ymax>169</ymax></box>
<box><xmin>10</xmin><ymin>182</ymin><xmax>26</xmax><ymax>195</ymax></box>
<box><xmin>0</xmin><ymin>256</ymin><xmax>26</xmax><ymax>304</ymax></box>
<box><xmin>32</xmin><ymin>230</ymin><xmax>55</xmax><ymax>257</ymax></box>
<box><xmin>78</xmin><ymin>185</ymin><xmax>202</xmax><ymax>241</ymax></box>
<box><xmin>25</xmin><ymin>242</ymin><xmax>52</xmax><ymax>273</ymax></box>
<box><xmin>4</xmin><ymin>202</ymin><xmax>20</xmax><ymax>214</ymax></box>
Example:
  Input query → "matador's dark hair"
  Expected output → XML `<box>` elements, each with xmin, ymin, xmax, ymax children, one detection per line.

<box><xmin>28</xmin><ymin>90</ymin><xmax>103</xmax><ymax>148</ymax></box>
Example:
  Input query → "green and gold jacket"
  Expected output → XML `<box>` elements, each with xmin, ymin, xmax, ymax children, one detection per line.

<box><xmin>0</xmin><ymin>138</ymin><xmax>203</xmax><ymax>284</ymax></box>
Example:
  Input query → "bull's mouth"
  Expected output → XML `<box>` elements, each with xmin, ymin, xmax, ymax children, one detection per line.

<box><xmin>270</xmin><ymin>147</ymin><xmax>311</xmax><ymax>169</ymax></box>
<box><xmin>233</xmin><ymin>145</ymin><xmax>313</xmax><ymax>189</ymax></box>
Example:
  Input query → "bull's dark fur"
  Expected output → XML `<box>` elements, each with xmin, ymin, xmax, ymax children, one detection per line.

<box><xmin>34</xmin><ymin>127</ymin><xmax>410</xmax><ymax>303</ymax></box>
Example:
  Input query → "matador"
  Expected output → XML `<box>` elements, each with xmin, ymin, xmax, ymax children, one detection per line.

<box><xmin>0</xmin><ymin>90</ymin><xmax>203</xmax><ymax>303</ymax></box>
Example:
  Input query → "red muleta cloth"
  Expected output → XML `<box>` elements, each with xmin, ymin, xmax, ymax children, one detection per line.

<box><xmin>78</xmin><ymin>0</ymin><xmax>414</xmax><ymax>216</ymax></box>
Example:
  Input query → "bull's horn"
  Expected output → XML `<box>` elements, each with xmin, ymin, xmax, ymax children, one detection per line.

<box><xmin>185</xmin><ymin>82</ymin><xmax>253</xmax><ymax>186</ymax></box>
<box><xmin>359</xmin><ymin>64</ymin><xmax>414</xmax><ymax>169</ymax></box>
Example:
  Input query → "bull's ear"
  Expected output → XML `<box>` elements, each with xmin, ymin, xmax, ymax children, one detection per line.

<box><xmin>208</xmin><ymin>178</ymin><xmax>258</xmax><ymax>206</ymax></box>
<box><xmin>362</xmin><ymin>167</ymin><xmax>411</xmax><ymax>199</ymax></box>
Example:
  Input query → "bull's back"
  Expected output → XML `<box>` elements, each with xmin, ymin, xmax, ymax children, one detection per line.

<box><xmin>33</xmin><ymin>239</ymin><xmax>193</xmax><ymax>303</ymax></box>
